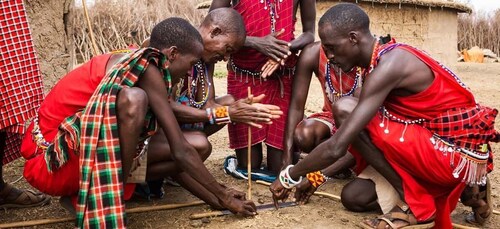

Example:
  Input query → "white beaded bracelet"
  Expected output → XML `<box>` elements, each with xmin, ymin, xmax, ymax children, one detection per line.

<box><xmin>279</xmin><ymin>165</ymin><xmax>302</xmax><ymax>189</ymax></box>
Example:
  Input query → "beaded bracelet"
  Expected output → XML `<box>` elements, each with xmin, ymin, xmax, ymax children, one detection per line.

<box><xmin>206</xmin><ymin>108</ymin><xmax>215</xmax><ymax>124</ymax></box>
<box><xmin>306</xmin><ymin>171</ymin><xmax>327</xmax><ymax>188</ymax></box>
<box><xmin>213</xmin><ymin>106</ymin><xmax>231</xmax><ymax>125</ymax></box>
<box><xmin>279</xmin><ymin>165</ymin><xmax>302</xmax><ymax>189</ymax></box>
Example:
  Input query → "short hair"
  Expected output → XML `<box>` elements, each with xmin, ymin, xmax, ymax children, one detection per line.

<box><xmin>150</xmin><ymin>17</ymin><xmax>203</xmax><ymax>53</ymax></box>
<box><xmin>319</xmin><ymin>3</ymin><xmax>370</xmax><ymax>35</ymax></box>
<box><xmin>203</xmin><ymin>8</ymin><xmax>246</xmax><ymax>40</ymax></box>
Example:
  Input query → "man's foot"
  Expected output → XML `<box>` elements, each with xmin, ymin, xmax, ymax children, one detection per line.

<box><xmin>462</xmin><ymin>178</ymin><xmax>492</xmax><ymax>225</ymax></box>
<box><xmin>360</xmin><ymin>201</ymin><xmax>434</xmax><ymax>229</ymax></box>
<box><xmin>0</xmin><ymin>182</ymin><xmax>51</xmax><ymax>209</ymax></box>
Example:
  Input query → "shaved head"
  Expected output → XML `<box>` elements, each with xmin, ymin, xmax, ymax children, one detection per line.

<box><xmin>319</xmin><ymin>3</ymin><xmax>370</xmax><ymax>36</ymax></box>
<box><xmin>199</xmin><ymin>8</ymin><xmax>246</xmax><ymax>63</ymax></box>
<box><xmin>203</xmin><ymin>8</ymin><xmax>246</xmax><ymax>41</ymax></box>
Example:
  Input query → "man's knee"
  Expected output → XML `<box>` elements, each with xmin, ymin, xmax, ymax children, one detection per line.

<box><xmin>187</xmin><ymin>132</ymin><xmax>212</xmax><ymax>161</ymax></box>
<box><xmin>293</xmin><ymin>125</ymin><xmax>316</xmax><ymax>153</ymax></box>
<box><xmin>332</xmin><ymin>97</ymin><xmax>358</xmax><ymax>127</ymax></box>
<box><xmin>341</xmin><ymin>178</ymin><xmax>376</xmax><ymax>212</ymax></box>
<box><xmin>117</xmin><ymin>88</ymin><xmax>148</xmax><ymax>120</ymax></box>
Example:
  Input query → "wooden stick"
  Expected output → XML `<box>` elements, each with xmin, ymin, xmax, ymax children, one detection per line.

<box><xmin>0</xmin><ymin>201</ymin><xmax>205</xmax><ymax>228</ymax></box>
<box><xmin>256</xmin><ymin>180</ymin><xmax>341</xmax><ymax>200</ymax></box>
<box><xmin>452</xmin><ymin>224</ymin><xmax>479</xmax><ymax>229</ymax></box>
<box><xmin>256</xmin><ymin>180</ymin><xmax>485</xmax><ymax>229</ymax></box>
<box><xmin>81</xmin><ymin>0</ymin><xmax>100</xmax><ymax>56</ymax></box>
<box><xmin>247</xmin><ymin>86</ymin><xmax>252</xmax><ymax>200</ymax></box>
<box><xmin>190</xmin><ymin>210</ymin><xmax>227</xmax><ymax>220</ymax></box>
<box><xmin>190</xmin><ymin>202</ymin><xmax>296</xmax><ymax>220</ymax></box>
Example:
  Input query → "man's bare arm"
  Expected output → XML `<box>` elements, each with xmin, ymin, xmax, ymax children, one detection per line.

<box><xmin>288</xmin><ymin>50</ymin><xmax>406</xmax><ymax>179</ymax></box>
<box><xmin>282</xmin><ymin>42</ymin><xmax>319</xmax><ymax>166</ymax></box>
<box><xmin>209</xmin><ymin>0</ymin><xmax>231</xmax><ymax>10</ymax></box>
<box><xmin>210</xmin><ymin>0</ymin><xmax>290</xmax><ymax>62</ymax></box>
<box><xmin>138</xmin><ymin>66</ymin><xmax>228</xmax><ymax>197</ymax></box>
<box><xmin>138</xmin><ymin>65</ymin><xmax>258</xmax><ymax>215</ymax></box>
<box><xmin>290</xmin><ymin>0</ymin><xmax>316</xmax><ymax>51</ymax></box>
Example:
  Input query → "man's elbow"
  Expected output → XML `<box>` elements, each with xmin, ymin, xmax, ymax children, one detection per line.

<box><xmin>322</xmin><ymin>140</ymin><xmax>346</xmax><ymax>162</ymax></box>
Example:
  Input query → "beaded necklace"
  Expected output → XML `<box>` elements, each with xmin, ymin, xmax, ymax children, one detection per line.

<box><xmin>324</xmin><ymin>62</ymin><xmax>360</xmax><ymax>103</ymax></box>
<box><xmin>187</xmin><ymin>61</ymin><xmax>211</xmax><ymax>108</ymax></box>
<box><xmin>361</xmin><ymin>38</ymin><xmax>381</xmax><ymax>79</ymax></box>
<box><xmin>261</xmin><ymin>0</ymin><xmax>282</xmax><ymax>33</ymax></box>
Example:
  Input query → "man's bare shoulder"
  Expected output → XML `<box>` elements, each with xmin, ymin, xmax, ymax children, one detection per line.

<box><xmin>298</xmin><ymin>42</ymin><xmax>320</xmax><ymax>65</ymax></box>
<box><xmin>376</xmin><ymin>48</ymin><xmax>417</xmax><ymax>77</ymax></box>
<box><xmin>375</xmin><ymin>46</ymin><xmax>434</xmax><ymax>94</ymax></box>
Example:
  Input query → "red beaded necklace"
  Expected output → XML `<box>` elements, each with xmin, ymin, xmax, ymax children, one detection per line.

<box><xmin>361</xmin><ymin>39</ymin><xmax>381</xmax><ymax>80</ymax></box>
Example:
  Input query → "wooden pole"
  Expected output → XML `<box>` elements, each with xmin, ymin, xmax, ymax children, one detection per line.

<box><xmin>81</xmin><ymin>0</ymin><xmax>100</xmax><ymax>56</ymax></box>
<box><xmin>247</xmin><ymin>87</ymin><xmax>252</xmax><ymax>200</ymax></box>
<box><xmin>0</xmin><ymin>201</ymin><xmax>205</xmax><ymax>228</ymax></box>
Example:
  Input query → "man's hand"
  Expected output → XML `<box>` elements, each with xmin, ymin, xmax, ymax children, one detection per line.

<box><xmin>251</xmin><ymin>29</ymin><xmax>291</xmax><ymax>62</ymax></box>
<box><xmin>269</xmin><ymin>179</ymin><xmax>291</xmax><ymax>209</ymax></box>
<box><xmin>261</xmin><ymin>59</ymin><xmax>281</xmax><ymax>79</ymax></box>
<box><xmin>219</xmin><ymin>194</ymin><xmax>257</xmax><ymax>216</ymax></box>
<box><xmin>226</xmin><ymin>187</ymin><xmax>247</xmax><ymax>201</ymax></box>
<box><xmin>293</xmin><ymin>179</ymin><xmax>316</xmax><ymax>205</ymax></box>
<box><xmin>229</xmin><ymin>94</ymin><xmax>283</xmax><ymax>128</ymax></box>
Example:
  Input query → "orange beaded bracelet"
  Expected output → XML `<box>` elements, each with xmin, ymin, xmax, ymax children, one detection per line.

<box><xmin>306</xmin><ymin>171</ymin><xmax>327</xmax><ymax>188</ymax></box>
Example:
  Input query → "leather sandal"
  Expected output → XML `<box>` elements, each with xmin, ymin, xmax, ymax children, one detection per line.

<box><xmin>0</xmin><ymin>183</ymin><xmax>51</xmax><ymax>209</ymax></box>
<box><xmin>360</xmin><ymin>200</ymin><xmax>435</xmax><ymax>229</ymax></box>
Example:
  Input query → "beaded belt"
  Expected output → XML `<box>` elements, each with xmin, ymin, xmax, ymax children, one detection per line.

<box><xmin>31</xmin><ymin>116</ymin><xmax>52</xmax><ymax>151</ymax></box>
<box><xmin>430</xmin><ymin>134</ymin><xmax>489</xmax><ymax>185</ymax></box>
<box><xmin>378</xmin><ymin>106</ymin><xmax>489</xmax><ymax>185</ymax></box>
<box><xmin>228</xmin><ymin>59</ymin><xmax>294</xmax><ymax>98</ymax></box>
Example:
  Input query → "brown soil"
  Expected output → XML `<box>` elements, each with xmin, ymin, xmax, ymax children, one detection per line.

<box><xmin>1</xmin><ymin>62</ymin><xmax>499</xmax><ymax>228</ymax></box>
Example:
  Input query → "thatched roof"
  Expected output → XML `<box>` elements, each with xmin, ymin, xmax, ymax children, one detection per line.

<box><xmin>197</xmin><ymin>0</ymin><xmax>471</xmax><ymax>13</ymax></box>
<box><xmin>321</xmin><ymin>0</ymin><xmax>471</xmax><ymax>13</ymax></box>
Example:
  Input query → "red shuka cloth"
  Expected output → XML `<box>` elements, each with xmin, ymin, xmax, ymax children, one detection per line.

<box><xmin>21</xmin><ymin>53</ymin><xmax>113</xmax><ymax>196</ymax></box>
<box><xmin>366</xmin><ymin>44</ymin><xmax>494</xmax><ymax>228</ymax></box>
<box><xmin>21</xmin><ymin>53</ymin><xmax>136</xmax><ymax>200</ymax></box>
<box><xmin>0</xmin><ymin>0</ymin><xmax>44</xmax><ymax>165</ymax></box>
<box><xmin>228</xmin><ymin>0</ymin><xmax>295</xmax><ymax>150</ymax></box>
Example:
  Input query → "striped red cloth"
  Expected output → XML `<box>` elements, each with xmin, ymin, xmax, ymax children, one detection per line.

<box><xmin>227</xmin><ymin>0</ymin><xmax>296</xmax><ymax>150</ymax></box>
<box><xmin>0</xmin><ymin>0</ymin><xmax>44</xmax><ymax>165</ymax></box>
<box><xmin>232</xmin><ymin>0</ymin><xmax>295</xmax><ymax>70</ymax></box>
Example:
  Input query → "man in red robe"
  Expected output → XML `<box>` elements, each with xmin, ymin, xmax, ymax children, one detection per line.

<box><xmin>270</xmin><ymin>4</ymin><xmax>498</xmax><ymax>229</ymax></box>
<box><xmin>21</xmin><ymin>18</ymin><xmax>257</xmax><ymax>227</ymax></box>
<box><xmin>0</xmin><ymin>0</ymin><xmax>50</xmax><ymax>209</ymax></box>
<box><xmin>285</xmin><ymin>40</ymin><xmax>400</xmax><ymax>214</ymax></box>
<box><xmin>210</xmin><ymin>0</ymin><xmax>316</xmax><ymax>174</ymax></box>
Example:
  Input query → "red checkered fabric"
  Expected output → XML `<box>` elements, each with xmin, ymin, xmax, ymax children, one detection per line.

<box><xmin>227</xmin><ymin>0</ymin><xmax>295</xmax><ymax>150</ymax></box>
<box><xmin>227</xmin><ymin>73</ymin><xmax>292</xmax><ymax>150</ymax></box>
<box><xmin>424</xmin><ymin>106</ymin><xmax>499</xmax><ymax>150</ymax></box>
<box><xmin>1</xmin><ymin>0</ymin><xmax>44</xmax><ymax>165</ymax></box>
<box><xmin>232</xmin><ymin>0</ymin><xmax>295</xmax><ymax>70</ymax></box>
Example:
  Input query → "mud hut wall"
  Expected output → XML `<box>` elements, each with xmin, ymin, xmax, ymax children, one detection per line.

<box><xmin>25</xmin><ymin>0</ymin><xmax>74</xmax><ymax>92</ymax></box>
<box><xmin>315</xmin><ymin>1</ymin><xmax>458</xmax><ymax>66</ymax></box>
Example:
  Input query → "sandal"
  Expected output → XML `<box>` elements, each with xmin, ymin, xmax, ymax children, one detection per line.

<box><xmin>462</xmin><ymin>177</ymin><xmax>492</xmax><ymax>225</ymax></box>
<box><xmin>360</xmin><ymin>200</ymin><xmax>435</xmax><ymax>229</ymax></box>
<box><xmin>0</xmin><ymin>182</ymin><xmax>51</xmax><ymax>209</ymax></box>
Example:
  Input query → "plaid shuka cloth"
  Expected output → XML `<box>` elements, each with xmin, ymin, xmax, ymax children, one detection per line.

<box><xmin>45</xmin><ymin>48</ymin><xmax>171</xmax><ymax>228</ymax></box>
<box><xmin>0</xmin><ymin>0</ymin><xmax>44</xmax><ymax>165</ymax></box>
<box><xmin>424</xmin><ymin>105</ymin><xmax>499</xmax><ymax>173</ymax></box>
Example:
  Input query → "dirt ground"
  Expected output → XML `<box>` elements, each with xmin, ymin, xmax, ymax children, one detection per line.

<box><xmin>1</xmin><ymin>62</ymin><xmax>499</xmax><ymax>228</ymax></box>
